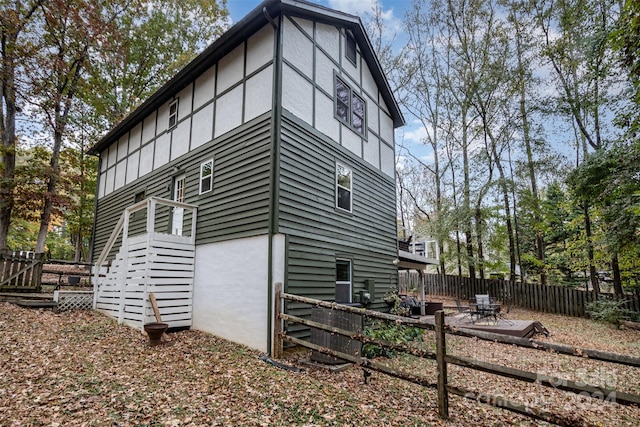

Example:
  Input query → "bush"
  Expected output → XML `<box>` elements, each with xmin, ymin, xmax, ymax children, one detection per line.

<box><xmin>585</xmin><ymin>299</ymin><xmax>635</xmax><ymax>326</ymax></box>
<box><xmin>362</xmin><ymin>321</ymin><xmax>423</xmax><ymax>359</ymax></box>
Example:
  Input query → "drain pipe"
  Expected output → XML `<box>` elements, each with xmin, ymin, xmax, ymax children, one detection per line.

<box><xmin>264</xmin><ymin>5</ymin><xmax>281</xmax><ymax>357</ymax></box>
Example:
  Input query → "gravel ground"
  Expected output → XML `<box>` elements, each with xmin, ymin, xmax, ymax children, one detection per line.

<box><xmin>0</xmin><ymin>301</ymin><xmax>639</xmax><ymax>426</ymax></box>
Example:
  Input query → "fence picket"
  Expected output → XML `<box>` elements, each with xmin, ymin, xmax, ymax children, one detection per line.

<box><xmin>398</xmin><ymin>273</ymin><xmax>640</xmax><ymax>318</ymax></box>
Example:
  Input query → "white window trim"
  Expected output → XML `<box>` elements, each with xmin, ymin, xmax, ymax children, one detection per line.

<box><xmin>336</xmin><ymin>258</ymin><xmax>352</xmax><ymax>303</ymax></box>
<box><xmin>169</xmin><ymin>99</ymin><xmax>179</xmax><ymax>129</ymax></box>
<box><xmin>336</xmin><ymin>162</ymin><xmax>352</xmax><ymax>213</ymax></box>
<box><xmin>199</xmin><ymin>158</ymin><xmax>213</xmax><ymax>194</ymax></box>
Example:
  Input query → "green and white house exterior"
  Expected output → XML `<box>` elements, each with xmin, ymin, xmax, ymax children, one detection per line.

<box><xmin>90</xmin><ymin>0</ymin><xmax>404</xmax><ymax>354</ymax></box>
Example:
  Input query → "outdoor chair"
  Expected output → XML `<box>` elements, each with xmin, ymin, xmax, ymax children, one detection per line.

<box><xmin>473</xmin><ymin>294</ymin><xmax>499</xmax><ymax>324</ymax></box>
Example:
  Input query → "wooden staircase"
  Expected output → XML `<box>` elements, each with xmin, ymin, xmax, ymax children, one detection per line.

<box><xmin>93</xmin><ymin>197</ymin><xmax>198</xmax><ymax>330</ymax></box>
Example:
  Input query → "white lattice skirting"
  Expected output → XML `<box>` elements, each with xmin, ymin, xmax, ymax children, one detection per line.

<box><xmin>54</xmin><ymin>290</ymin><xmax>93</xmax><ymax>311</ymax></box>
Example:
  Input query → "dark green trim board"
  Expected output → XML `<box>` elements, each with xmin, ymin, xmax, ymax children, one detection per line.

<box><xmin>266</xmin><ymin>9</ymin><xmax>282</xmax><ymax>356</ymax></box>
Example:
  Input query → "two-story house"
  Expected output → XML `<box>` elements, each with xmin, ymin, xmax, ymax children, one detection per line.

<box><xmin>89</xmin><ymin>0</ymin><xmax>404</xmax><ymax>354</ymax></box>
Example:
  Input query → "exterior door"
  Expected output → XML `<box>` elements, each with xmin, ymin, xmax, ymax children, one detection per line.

<box><xmin>172</xmin><ymin>174</ymin><xmax>185</xmax><ymax>235</ymax></box>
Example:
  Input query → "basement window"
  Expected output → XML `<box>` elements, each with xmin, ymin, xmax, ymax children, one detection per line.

<box><xmin>169</xmin><ymin>99</ymin><xmax>179</xmax><ymax>129</ymax></box>
<box><xmin>335</xmin><ymin>259</ymin><xmax>352</xmax><ymax>303</ymax></box>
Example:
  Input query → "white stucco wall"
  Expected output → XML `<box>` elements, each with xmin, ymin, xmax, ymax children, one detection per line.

<box><xmin>192</xmin><ymin>234</ymin><xmax>285</xmax><ymax>353</ymax></box>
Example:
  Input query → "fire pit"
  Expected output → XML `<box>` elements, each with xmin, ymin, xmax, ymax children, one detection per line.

<box><xmin>144</xmin><ymin>322</ymin><xmax>168</xmax><ymax>346</ymax></box>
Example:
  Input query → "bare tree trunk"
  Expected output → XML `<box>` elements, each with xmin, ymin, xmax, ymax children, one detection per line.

<box><xmin>611</xmin><ymin>254</ymin><xmax>623</xmax><ymax>296</ymax></box>
<box><xmin>35</xmin><ymin>128</ymin><xmax>63</xmax><ymax>253</ymax></box>
<box><xmin>475</xmin><ymin>207</ymin><xmax>485</xmax><ymax>280</ymax></box>
<box><xmin>583</xmin><ymin>203</ymin><xmax>600</xmax><ymax>294</ymax></box>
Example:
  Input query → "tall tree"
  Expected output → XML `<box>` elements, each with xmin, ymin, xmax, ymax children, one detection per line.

<box><xmin>535</xmin><ymin>0</ymin><xmax>623</xmax><ymax>292</ymax></box>
<box><xmin>0</xmin><ymin>0</ymin><xmax>42</xmax><ymax>251</ymax></box>
<box><xmin>26</xmin><ymin>0</ymin><xmax>133</xmax><ymax>253</ymax></box>
<box><xmin>10</xmin><ymin>0</ymin><xmax>228</xmax><ymax>257</ymax></box>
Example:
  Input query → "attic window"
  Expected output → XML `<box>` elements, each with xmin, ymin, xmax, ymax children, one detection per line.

<box><xmin>345</xmin><ymin>32</ymin><xmax>357</xmax><ymax>65</ymax></box>
<box><xmin>169</xmin><ymin>99</ymin><xmax>179</xmax><ymax>129</ymax></box>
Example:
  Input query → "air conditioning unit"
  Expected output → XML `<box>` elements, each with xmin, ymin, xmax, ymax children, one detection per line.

<box><xmin>310</xmin><ymin>306</ymin><xmax>362</xmax><ymax>365</ymax></box>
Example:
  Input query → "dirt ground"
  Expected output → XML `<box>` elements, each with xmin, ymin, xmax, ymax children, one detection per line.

<box><xmin>0</xmin><ymin>301</ymin><xmax>639</xmax><ymax>426</ymax></box>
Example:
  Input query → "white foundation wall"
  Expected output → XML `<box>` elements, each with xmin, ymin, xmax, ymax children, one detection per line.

<box><xmin>192</xmin><ymin>234</ymin><xmax>285</xmax><ymax>353</ymax></box>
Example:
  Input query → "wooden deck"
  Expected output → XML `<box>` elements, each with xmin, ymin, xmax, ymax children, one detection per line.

<box><xmin>421</xmin><ymin>313</ymin><xmax>546</xmax><ymax>338</ymax></box>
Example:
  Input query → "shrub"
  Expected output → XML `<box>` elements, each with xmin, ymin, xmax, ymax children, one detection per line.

<box><xmin>362</xmin><ymin>321</ymin><xmax>423</xmax><ymax>359</ymax></box>
<box><xmin>585</xmin><ymin>299</ymin><xmax>635</xmax><ymax>326</ymax></box>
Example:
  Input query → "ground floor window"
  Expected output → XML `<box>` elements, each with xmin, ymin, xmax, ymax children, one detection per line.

<box><xmin>335</xmin><ymin>259</ymin><xmax>352</xmax><ymax>303</ymax></box>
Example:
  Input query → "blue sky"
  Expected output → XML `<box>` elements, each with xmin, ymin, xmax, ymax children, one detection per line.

<box><xmin>227</xmin><ymin>0</ymin><xmax>414</xmax><ymax>26</ymax></box>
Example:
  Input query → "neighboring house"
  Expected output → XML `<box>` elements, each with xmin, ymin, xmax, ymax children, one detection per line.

<box><xmin>89</xmin><ymin>0</ymin><xmax>405</xmax><ymax>354</ymax></box>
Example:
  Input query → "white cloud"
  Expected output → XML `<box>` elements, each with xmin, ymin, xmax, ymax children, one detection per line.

<box><xmin>327</xmin><ymin>0</ymin><xmax>378</xmax><ymax>16</ymax></box>
<box><xmin>327</xmin><ymin>0</ymin><xmax>403</xmax><ymax>34</ymax></box>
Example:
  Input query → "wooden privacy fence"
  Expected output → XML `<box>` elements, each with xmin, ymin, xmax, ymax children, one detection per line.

<box><xmin>0</xmin><ymin>251</ymin><xmax>44</xmax><ymax>292</ymax></box>
<box><xmin>273</xmin><ymin>284</ymin><xmax>640</xmax><ymax>426</ymax></box>
<box><xmin>399</xmin><ymin>272</ymin><xmax>640</xmax><ymax>317</ymax></box>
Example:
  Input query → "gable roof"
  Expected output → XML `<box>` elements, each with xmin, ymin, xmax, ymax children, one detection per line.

<box><xmin>89</xmin><ymin>0</ymin><xmax>405</xmax><ymax>155</ymax></box>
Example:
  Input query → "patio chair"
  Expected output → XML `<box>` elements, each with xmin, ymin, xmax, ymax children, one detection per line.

<box><xmin>474</xmin><ymin>294</ymin><xmax>499</xmax><ymax>324</ymax></box>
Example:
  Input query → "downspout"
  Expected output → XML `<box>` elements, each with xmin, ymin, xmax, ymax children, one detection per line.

<box><xmin>90</xmin><ymin>153</ymin><xmax>102</xmax><ymax>308</ymax></box>
<box><xmin>265</xmin><ymin>6</ymin><xmax>281</xmax><ymax>356</ymax></box>
<box><xmin>89</xmin><ymin>153</ymin><xmax>102</xmax><ymax>263</ymax></box>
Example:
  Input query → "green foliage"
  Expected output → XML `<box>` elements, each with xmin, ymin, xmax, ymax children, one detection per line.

<box><xmin>585</xmin><ymin>299</ymin><xmax>636</xmax><ymax>326</ymax></box>
<box><xmin>84</xmin><ymin>0</ymin><xmax>229</xmax><ymax>127</ymax></box>
<box><xmin>362</xmin><ymin>321</ymin><xmax>424</xmax><ymax>359</ymax></box>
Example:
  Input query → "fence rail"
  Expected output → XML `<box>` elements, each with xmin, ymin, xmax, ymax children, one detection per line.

<box><xmin>399</xmin><ymin>272</ymin><xmax>640</xmax><ymax>317</ymax></box>
<box><xmin>274</xmin><ymin>285</ymin><xmax>640</xmax><ymax>426</ymax></box>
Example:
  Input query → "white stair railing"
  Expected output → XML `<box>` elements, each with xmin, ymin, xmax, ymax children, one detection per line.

<box><xmin>93</xmin><ymin>196</ymin><xmax>198</xmax><ymax>309</ymax></box>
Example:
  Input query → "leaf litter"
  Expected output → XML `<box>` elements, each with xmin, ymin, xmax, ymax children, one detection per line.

<box><xmin>0</xmin><ymin>302</ymin><xmax>639</xmax><ymax>426</ymax></box>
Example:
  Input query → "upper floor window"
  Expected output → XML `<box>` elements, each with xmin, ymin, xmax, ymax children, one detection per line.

<box><xmin>200</xmin><ymin>159</ymin><xmax>213</xmax><ymax>194</ymax></box>
<box><xmin>345</xmin><ymin>32</ymin><xmax>357</xmax><ymax>65</ymax></box>
<box><xmin>336</xmin><ymin>163</ymin><xmax>352</xmax><ymax>212</ymax></box>
<box><xmin>334</xmin><ymin>77</ymin><xmax>366</xmax><ymax>136</ymax></box>
<box><xmin>169</xmin><ymin>99</ymin><xmax>179</xmax><ymax>129</ymax></box>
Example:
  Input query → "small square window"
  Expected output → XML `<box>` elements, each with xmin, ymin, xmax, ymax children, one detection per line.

<box><xmin>134</xmin><ymin>191</ymin><xmax>145</xmax><ymax>203</ymax></box>
<box><xmin>345</xmin><ymin>33</ymin><xmax>356</xmax><ymax>65</ymax></box>
<box><xmin>336</xmin><ymin>163</ymin><xmax>352</xmax><ymax>212</ymax></box>
<box><xmin>200</xmin><ymin>159</ymin><xmax>213</xmax><ymax>194</ymax></box>
<box><xmin>169</xmin><ymin>99</ymin><xmax>179</xmax><ymax>129</ymax></box>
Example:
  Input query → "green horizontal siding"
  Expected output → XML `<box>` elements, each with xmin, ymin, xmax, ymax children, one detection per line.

<box><xmin>278</xmin><ymin>112</ymin><xmax>398</xmax><ymax>312</ymax></box>
<box><xmin>92</xmin><ymin>115</ymin><xmax>273</xmax><ymax>262</ymax></box>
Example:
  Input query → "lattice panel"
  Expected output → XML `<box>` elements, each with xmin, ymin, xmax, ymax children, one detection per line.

<box><xmin>56</xmin><ymin>291</ymin><xmax>93</xmax><ymax>311</ymax></box>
